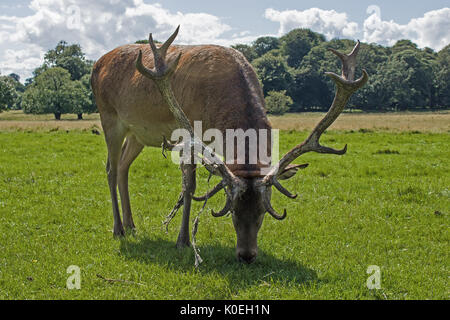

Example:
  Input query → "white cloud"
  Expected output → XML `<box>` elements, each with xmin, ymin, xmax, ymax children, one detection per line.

<box><xmin>0</xmin><ymin>0</ymin><xmax>248</xmax><ymax>81</ymax></box>
<box><xmin>264</xmin><ymin>7</ymin><xmax>359</xmax><ymax>39</ymax></box>
<box><xmin>0</xmin><ymin>2</ymin><xmax>449</xmax><ymax>82</ymax></box>
<box><xmin>363</xmin><ymin>8</ymin><xmax>450</xmax><ymax>51</ymax></box>
<box><xmin>0</xmin><ymin>45</ymin><xmax>45</xmax><ymax>78</ymax></box>
<box><xmin>264</xmin><ymin>6</ymin><xmax>450</xmax><ymax>51</ymax></box>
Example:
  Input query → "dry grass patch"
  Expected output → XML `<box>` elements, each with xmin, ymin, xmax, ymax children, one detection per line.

<box><xmin>269</xmin><ymin>111</ymin><xmax>450</xmax><ymax>133</ymax></box>
<box><xmin>0</xmin><ymin>110</ymin><xmax>101</xmax><ymax>131</ymax></box>
<box><xmin>1</xmin><ymin>110</ymin><xmax>449</xmax><ymax>133</ymax></box>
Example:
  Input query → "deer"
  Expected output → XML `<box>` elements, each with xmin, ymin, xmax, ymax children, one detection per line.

<box><xmin>91</xmin><ymin>26</ymin><xmax>368</xmax><ymax>264</ymax></box>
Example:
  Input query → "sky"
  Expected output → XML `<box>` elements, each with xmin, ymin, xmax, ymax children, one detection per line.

<box><xmin>0</xmin><ymin>0</ymin><xmax>449</xmax><ymax>82</ymax></box>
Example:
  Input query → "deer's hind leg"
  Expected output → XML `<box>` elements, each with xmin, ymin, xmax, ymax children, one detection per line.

<box><xmin>118</xmin><ymin>135</ymin><xmax>144</xmax><ymax>230</ymax></box>
<box><xmin>103</xmin><ymin>120</ymin><xmax>128</xmax><ymax>237</ymax></box>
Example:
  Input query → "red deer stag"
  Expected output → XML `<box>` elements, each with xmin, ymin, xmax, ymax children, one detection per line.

<box><xmin>91</xmin><ymin>26</ymin><xmax>368</xmax><ymax>264</ymax></box>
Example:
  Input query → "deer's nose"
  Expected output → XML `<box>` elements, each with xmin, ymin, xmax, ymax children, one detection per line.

<box><xmin>237</xmin><ymin>250</ymin><xmax>257</xmax><ymax>264</ymax></box>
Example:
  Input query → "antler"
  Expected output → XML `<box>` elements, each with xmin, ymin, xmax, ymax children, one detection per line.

<box><xmin>136</xmin><ymin>26</ymin><xmax>241</xmax><ymax>217</ymax></box>
<box><xmin>259</xmin><ymin>40</ymin><xmax>369</xmax><ymax>216</ymax></box>
<box><xmin>192</xmin><ymin>181</ymin><xmax>225</xmax><ymax>201</ymax></box>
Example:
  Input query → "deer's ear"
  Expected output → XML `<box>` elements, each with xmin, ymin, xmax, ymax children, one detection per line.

<box><xmin>277</xmin><ymin>163</ymin><xmax>309</xmax><ymax>180</ymax></box>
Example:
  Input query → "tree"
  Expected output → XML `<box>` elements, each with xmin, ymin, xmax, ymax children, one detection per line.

<box><xmin>288</xmin><ymin>66</ymin><xmax>332</xmax><ymax>111</ymax></box>
<box><xmin>22</xmin><ymin>67</ymin><xmax>76</xmax><ymax>119</ymax></box>
<box><xmin>8</xmin><ymin>73</ymin><xmax>20</xmax><ymax>83</ymax></box>
<box><xmin>252</xmin><ymin>36</ymin><xmax>280</xmax><ymax>57</ymax></box>
<box><xmin>73</xmin><ymin>74</ymin><xmax>97</xmax><ymax>119</ymax></box>
<box><xmin>391</xmin><ymin>39</ymin><xmax>418</xmax><ymax>54</ymax></box>
<box><xmin>0</xmin><ymin>75</ymin><xmax>18</xmax><ymax>111</ymax></box>
<box><xmin>361</xmin><ymin>49</ymin><xmax>434</xmax><ymax>110</ymax></box>
<box><xmin>231</xmin><ymin>44</ymin><xmax>257</xmax><ymax>62</ymax></box>
<box><xmin>43</xmin><ymin>41</ymin><xmax>93</xmax><ymax>81</ymax></box>
<box><xmin>253</xmin><ymin>53</ymin><xmax>293</xmax><ymax>95</ymax></box>
<box><xmin>435</xmin><ymin>44</ymin><xmax>450</xmax><ymax>107</ymax></box>
<box><xmin>135</xmin><ymin>39</ymin><xmax>161</xmax><ymax>44</ymax></box>
<box><xmin>265</xmin><ymin>90</ymin><xmax>293</xmax><ymax>115</ymax></box>
<box><xmin>280</xmin><ymin>28</ymin><xmax>325</xmax><ymax>68</ymax></box>
<box><xmin>69</xmin><ymin>80</ymin><xmax>93</xmax><ymax>119</ymax></box>
<box><xmin>390</xmin><ymin>49</ymin><xmax>433</xmax><ymax>109</ymax></box>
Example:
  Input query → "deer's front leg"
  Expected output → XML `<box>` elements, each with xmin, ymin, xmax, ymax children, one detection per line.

<box><xmin>176</xmin><ymin>163</ymin><xmax>196</xmax><ymax>248</ymax></box>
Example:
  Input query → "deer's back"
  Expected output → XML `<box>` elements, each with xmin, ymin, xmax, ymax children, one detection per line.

<box><xmin>91</xmin><ymin>44</ymin><xmax>270</xmax><ymax>147</ymax></box>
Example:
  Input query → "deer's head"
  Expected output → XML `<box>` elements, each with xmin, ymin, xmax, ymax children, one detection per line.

<box><xmin>136</xmin><ymin>26</ymin><xmax>368</xmax><ymax>263</ymax></box>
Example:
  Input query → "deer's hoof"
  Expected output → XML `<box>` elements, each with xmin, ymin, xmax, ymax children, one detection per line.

<box><xmin>176</xmin><ymin>239</ymin><xmax>191</xmax><ymax>249</ymax></box>
<box><xmin>113</xmin><ymin>226</ymin><xmax>125</xmax><ymax>238</ymax></box>
<box><xmin>123</xmin><ymin>221</ymin><xmax>136</xmax><ymax>231</ymax></box>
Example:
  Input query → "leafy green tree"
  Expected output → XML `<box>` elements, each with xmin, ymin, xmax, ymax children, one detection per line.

<box><xmin>135</xmin><ymin>39</ymin><xmax>161</xmax><ymax>44</ymax></box>
<box><xmin>253</xmin><ymin>53</ymin><xmax>293</xmax><ymax>95</ymax></box>
<box><xmin>390</xmin><ymin>49</ymin><xmax>433</xmax><ymax>109</ymax></box>
<box><xmin>43</xmin><ymin>41</ymin><xmax>93</xmax><ymax>81</ymax></box>
<box><xmin>3</xmin><ymin>74</ymin><xmax>25</xmax><ymax>110</ymax></box>
<box><xmin>8</xmin><ymin>73</ymin><xmax>20</xmax><ymax>82</ymax></box>
<box><xmin>72</xmin><ymin>74</ymin><xmax>97</xmax><ymax>119</ymax></box>
<box><xmin>252</xmin><ymin>36</ymin><xmax>280</xmax><ymax>57</ymax></box>
<box><xmin>0</xmin><ymin>75</ymin><xmax>18</xmax><ymax>111</ymax></box>
<box><xmin>288</xmin><ymin>66</ymin><xmax>332</xmax><ymax>111</ymax></box>
<box><xmin>280</xmin><ymin>28</ymin><xmax>325</xmax><ymax>68</ymax></box>
<box><xmin>361</xmin><ymin>49</ymin><xmax>434</xmax><ymax>110</ymax></box>
<box><xmin>231</xmin><ymin>44</ymin><xmax>257</xmax><ymax>62</ymax></box>
<box><xmin>26</xmin><ymin>64</ymin><xmax>49</xmax><ymax>86</ymax></box>
<box><xmin>22</xmin><ymin>67</ymin><xmax>76</xmax><ymax>119</ymax></box>
<box><xmin>391</xmin><ymin>39</ymin><xmax>418</xmax><ymax>54</ymax></box>
<box><xmin>69</xmin><ymin>80</ymin><xmax>93</xmax><ymax>119</ymax></box>
<box><xmin>265</xmin><ymin>90</ymin><xmax>293</xmax><ymax>115</ymax></box>
<box><xmin>9</xmin><ymin>75</ymin><xmax>25</xmax><ymax>92</ymax></box>
<box><xmin>435</xmin><ymin>44</ymin><xmax>450</xmax><ymax>107</ymax></box>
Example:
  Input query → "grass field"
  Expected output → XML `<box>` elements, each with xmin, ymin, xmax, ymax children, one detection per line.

<box><xmin>0</xmin><ymin>111</ymin><xmax>448</xmax><ymax>299</ymax></box>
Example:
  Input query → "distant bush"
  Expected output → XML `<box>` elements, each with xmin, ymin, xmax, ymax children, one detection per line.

<box><xmin>265</xmin><ymin>90</ymin><xmax>293</xmax><ymax>115</ymax></box>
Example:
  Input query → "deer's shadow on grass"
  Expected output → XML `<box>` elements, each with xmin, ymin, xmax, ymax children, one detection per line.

<box><xmin>119</xmin><ymin>236</ymin><xmax>318</xmax><ymax>291</ymax></box>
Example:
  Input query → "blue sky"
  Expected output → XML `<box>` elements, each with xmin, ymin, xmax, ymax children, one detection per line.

<box><xmin>0</xmin><ymin>0</ymin><xmax>449</xmax><ymax>81</ymax></box>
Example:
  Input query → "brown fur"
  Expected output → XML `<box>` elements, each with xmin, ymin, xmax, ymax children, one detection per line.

<box><xmin>91</xmin><ymin>44</ymin><xmax>271</xmax><ymax>155</ymax></box>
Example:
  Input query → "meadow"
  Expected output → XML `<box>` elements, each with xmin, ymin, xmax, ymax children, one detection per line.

<box><xmin>0</xmin><ymin>111</ymin><xmax>448</xmax><ymax>299</ymax></box>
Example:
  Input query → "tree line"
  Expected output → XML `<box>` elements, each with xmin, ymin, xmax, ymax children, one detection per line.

<box><xmin>233</xmin><ymin>29</ymin><xmax>450</xmax><ymax>114</ymax></box>
<box><xmin>1</xmin><ymin>28</ymin><xmax>449</xmax><ymax>117</ymax></box>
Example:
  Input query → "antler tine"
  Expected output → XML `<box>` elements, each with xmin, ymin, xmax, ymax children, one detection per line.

<box><xmin>329</xmin><ymin>40</ymin><xmax>361</xmax><ymax>81</ymax></box>
<box><xmin>263</xmin><ymin>40</ymin><xmax>368</xmax><ymax>186</ymax></box>
<box><xmin>159</xmin><ymin>25</ymin><xmax>180</xmax><ymax>58</ymax></box>
<box><xmin>136</xmin><ymin>26</ymin><xmax>182</xmax><ymax>83</ymax></box>
<box><xmin>148</xmin><ymin>33</ymin><xmax>158</xmax><ymax>55</ymax></box>
<box><xmin>273</xmin><ymin>179</ymin><xmax>297</xmax><ymax>199</ymax></box>
<box><xmin>211</xmin><ymin>194</ymin><xmax>232</xmax><ymax>217</ymax></box>
<box><xmin>136</xmin><ymin>48</ymin><xmax>181</xmax><ymax>81</ymax></box>
<box><xmin>146</xmin><ymin>26</ymin><xmax>180</xmax><ymax>71</ymax></box>
<box><xmin>262</xmin><ymin>191</ymin><xmax>287</xmax><ymax>220</ymax></box>
<box><xmin>193</xmin><ymin>181</ymin><xmax>225</xmax><ymax>201</ymax></box>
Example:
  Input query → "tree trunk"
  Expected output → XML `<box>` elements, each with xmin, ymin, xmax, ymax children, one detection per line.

<box><xmin>54</xmin><ymin>113</ymin><xmax>61</xmax><ymax>120</ymax></box>
<box><xmin>77</xmin><ymin>113</ymin><xmax>83</xmax><ymax>120</ymax></box>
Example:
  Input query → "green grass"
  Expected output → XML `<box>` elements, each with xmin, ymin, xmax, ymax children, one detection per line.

<box><xmin>0</xmin><ymin>129</ymin><xmax>448</xmax><ymax>299</ymax></box>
